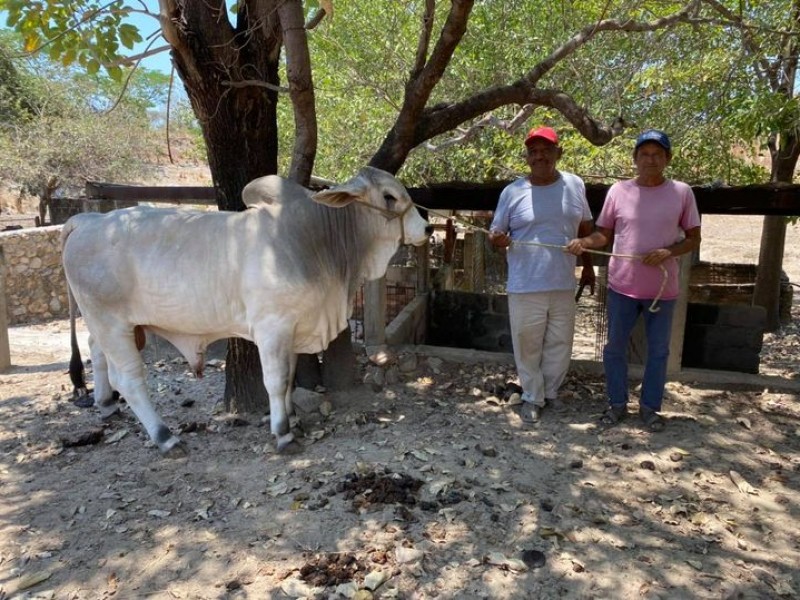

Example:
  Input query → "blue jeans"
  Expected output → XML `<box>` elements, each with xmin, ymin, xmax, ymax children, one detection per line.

<box><xmin>603</xmin><ymin>288</ymin><xmax>676</xmax><ymax>412</ymax></box>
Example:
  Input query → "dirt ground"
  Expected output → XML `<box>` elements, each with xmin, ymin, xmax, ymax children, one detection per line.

<box><xmin>1</xmin><ymin>216</ymin><xmax>799</xmax><ymax>600</ymax></box>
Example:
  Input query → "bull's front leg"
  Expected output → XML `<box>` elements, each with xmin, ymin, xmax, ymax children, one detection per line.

<box><xmin>255</xmin><ymin>329</ymin><xmax>302</xmax><ymax>454</ymax></box>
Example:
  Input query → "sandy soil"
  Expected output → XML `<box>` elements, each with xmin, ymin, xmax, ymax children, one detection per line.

<box><xmin>0</xmin><ymin>216</ymin><xmax>799</xmax><ymax>600</ymax></box>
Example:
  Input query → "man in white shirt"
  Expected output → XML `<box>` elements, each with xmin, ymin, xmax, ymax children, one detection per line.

<box><xmin>490</xmin><ymin>126</ymin><xmax>595</xmax><ymax>423</ymax></box>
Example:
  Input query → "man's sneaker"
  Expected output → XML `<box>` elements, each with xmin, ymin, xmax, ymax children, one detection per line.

<box><xmin>519</xmin><ymin>401</ymin><xmax>542</xmax><ymax>423</ymax></box>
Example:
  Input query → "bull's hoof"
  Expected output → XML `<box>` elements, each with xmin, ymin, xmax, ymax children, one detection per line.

<box><xmin>276</xmin><ymin>433</ymin><xmax>303</xmax><ymax>454</ymax></box>
<box><xmin>99</xmin><ymin>405</ymin><xmax>122</xmax><ymax>420</ymax></box>
<box><xmin>159</xmin><ymin>438</ymin><xmax>187</xmax><ymax>458</ymax></box>
<box><xmin>72</xmin><ymin>388</ymin><xmax>94</xmax><ymax>408</ymax></box>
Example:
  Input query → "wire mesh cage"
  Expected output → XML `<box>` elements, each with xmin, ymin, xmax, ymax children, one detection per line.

<box><xmin>349</xmin><ymin>245</ymin><xmax>420</xmax><ymax>342</ymax></box>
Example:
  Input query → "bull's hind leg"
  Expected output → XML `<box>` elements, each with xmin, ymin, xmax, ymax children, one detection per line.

<box><xmin>89</xmin><ymin>336</ymin><xmax>119</xmax><ymax>419</ymax></box>
<box><xmin>255</xmin><ymin>329</ymin><xmax>301</xmax><ymax>454</ymax></box>
<box><xmin>100</xmin><ymin>332</ymin><xmax>183</xmax><ymax>456</ymax></box>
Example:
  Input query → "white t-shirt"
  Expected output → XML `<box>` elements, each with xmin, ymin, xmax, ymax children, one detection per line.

<box><xmin>491</xmin><ymin>172</ymin><xmax>592</xmax><ymax>293</ymax></box>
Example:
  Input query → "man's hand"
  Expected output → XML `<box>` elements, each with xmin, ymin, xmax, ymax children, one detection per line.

<box><xmin>565</xmin><ymin>238</ymin><xmax>587</xmax><ymax>256</ymax></box>
<box><xmin>489</xmin><ymin>230</ymin><xmax>511</xmax><ymax>248</ymax></box>
<box><xmin>641</xmin><ymin>248</ymin><xmax>672</xmax><ymax>266</ymax></box>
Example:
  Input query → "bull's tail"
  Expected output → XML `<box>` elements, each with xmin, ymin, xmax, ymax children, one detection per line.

<box><xmin>67</xmin><ymin>283</ymin><xmax>87</xmax><ymax>394</ymax></box>
<box><xmin>62</xmin><ymin>217</ymin><xmax>91</xmax><ymax>404</ymax></box>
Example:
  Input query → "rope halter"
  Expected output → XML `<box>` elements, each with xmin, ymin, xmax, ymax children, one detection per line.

<box><xmin>355</xmin><ymin>197</ymin><xmax>416</xmax><ymax>245</ymax></box>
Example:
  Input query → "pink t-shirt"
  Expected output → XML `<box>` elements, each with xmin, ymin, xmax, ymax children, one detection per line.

<box><xmin>596</xmin><ymin>179</ymin><xmax>700</xmax><ymax>300</ymax></box>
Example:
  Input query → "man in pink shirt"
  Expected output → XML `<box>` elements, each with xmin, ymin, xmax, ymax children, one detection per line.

<box><xmin>566</xmin><ymin>129</ymin><xmax>701</xmax><ymax>431</ymax></box>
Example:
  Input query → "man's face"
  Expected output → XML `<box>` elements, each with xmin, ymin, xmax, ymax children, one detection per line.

<box><xmin>634</xmin><ymin>142</ymin><xmax>671</xmax><ymax>178</ymax></box>
<box><xmin>525</xmin><ymin>139</ymin><xmax>561</xmax><ymax>182</ymax></box>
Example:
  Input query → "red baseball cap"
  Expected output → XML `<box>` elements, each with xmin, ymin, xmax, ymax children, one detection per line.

<box><xmin>524</xmin><ymin>126</ymin><xmax>559</xmax><ymax>147</ymax></box>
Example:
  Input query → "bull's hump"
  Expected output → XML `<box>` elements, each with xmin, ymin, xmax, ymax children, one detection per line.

<box><xmin>242</xmin><ymin>175</ymin><xmax>311</xmax><ymax>208</ymax></box>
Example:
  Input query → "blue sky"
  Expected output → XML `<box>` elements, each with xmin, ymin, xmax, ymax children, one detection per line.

<box><xmin>0</xmin><ymin>7</ymin><xmax>172</xmax><ymax>75</ymax></box>
<box><xmin>126</xmin><ymin>10</ymin><xmax>173</xmax><ymax>75</ymax></box>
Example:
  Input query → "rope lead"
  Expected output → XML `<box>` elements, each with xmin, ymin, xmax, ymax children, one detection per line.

<box><xmin>414</xmin><ymin>203</ymin><xmax>668</xmax><ymax>313</ymax></box>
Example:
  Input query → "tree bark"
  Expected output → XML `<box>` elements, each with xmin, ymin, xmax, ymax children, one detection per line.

<box><xmin>753</xmin><ymin>130</ymin><xmax>800</xmax><ymax>331</ymax></box>
<box><xmin>753</xmin><ymin>215</ymin><xmax>788</xmax><ymax>331</ymax></box>
<box><xmin>224</xmin><ymin>338</ymin><xmax>267</xmax><ymax>414</ymax></box>
<box><xmin>322</xmin><ymin>326</ymin><xmax>357</xmax><ymax>391</ymax></box>
<box><xmin>720</xmin><ymin>0</ymin><xmax>800</xmax><ymax>332</ymax></box>
<box><xmin>160</xmin><ymin>0</ymin><xmax>283</xmax><ymax>413</ymax></box>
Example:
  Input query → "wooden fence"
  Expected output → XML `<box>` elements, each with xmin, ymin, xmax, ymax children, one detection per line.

<box><xmin>4</xmin><ymin>180</ymin><xmax>800</xmax><ymax>373</ymax></box>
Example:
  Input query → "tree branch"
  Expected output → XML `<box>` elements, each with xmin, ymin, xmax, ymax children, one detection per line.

<box><xmin>370</xmin><ymin>0</ymin><xmax>474</xmax><ymax>171</ymax></box>
<box><xmin>305</xmin><ymin>8</ymin><xmax>327</xmax><ymax>30</ymax></box>
<box><xmin>525</xmin><ymin>0</ymin><xmax>702</xmax><ymax>86</ymax></box>
<box><xmin>110</xmin><ymin>44</ymin><xmax>172</xmax><ymax>67</ymax></box>
<box><xmin>700</xmin><ymin>0</ymin><xmax>776</xmax><ymax>88</ymax></box>
<box><xmin>422</xmin><ymin>104</ymin><xmax>536</xmax><ymax>151</ymax></box>
<box><xmin>221</xmin><ymin>79</ymin><xmax>290</xmax><ymax>93</ymax></box>
<box><xmin>411</xmin><ymin>0</ymin><xmax>436</xmax><ymax>79</ymax></box>
<box><xmin>278</xmin><ymin>0</ymin><xmax>317</xmax><ymax>185</ymax></box>
<box><xmin>371</xmin><ymin>0</ymin><xmax>702</xmax><ymax>173</ymax></box>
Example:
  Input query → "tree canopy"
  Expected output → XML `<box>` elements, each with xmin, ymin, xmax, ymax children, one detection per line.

<box><xmin>0</xmin><ymin>30</ymin><xmax>173</xmax><ymax>213</ymax></box>
<box><xmin>3</xmin><ymin>0</ymin><xmax>795</xmax><ymax>187</ymax></box>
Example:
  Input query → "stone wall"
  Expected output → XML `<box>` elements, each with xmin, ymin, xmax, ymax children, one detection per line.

<box><xmin>0</xmin><ymin>226</ymin><xmax>67</xmax><ymax>325</ymax></box>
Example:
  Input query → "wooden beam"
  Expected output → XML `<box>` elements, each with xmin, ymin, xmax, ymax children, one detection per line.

<box><xmin>408</xmin><ymin>182</ymin><xmax>800</xmax><ymax>217</ymax></box>
<box><xmin>85</xmin><ymin>182</ymin><xmax>217</xmax><ymax>204</ymax></box>
<box><xmin>83</xmin><ymin>180</ymin><xmax>800</xmax><ymax>216</ymax></box>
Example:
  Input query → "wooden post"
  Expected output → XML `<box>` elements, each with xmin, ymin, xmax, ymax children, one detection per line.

<box><xmin>364</xmin><ymin>278</ymin><xmax>387</xmax><ymax>345</ymax></box>
<box><xmin>473</xmin><ymin>230</ymin><xmax>486</xmax><ymax>291</ymax></box>
<box><xmin>415</xmin><ymin>240</ymin><xmax>430</xmax><ymax>294</ymax></box>
<box><xmin>463</xmin><ymin>232</ymin><xmax>474</xmax><ymax>292</ymax></box>
<box><xmin>667</xmin><ymin>253</ymin><xmax>692</xmax><ymax>374</ymax></box>
<box><xmin>628</xmin><ymin>254</ymin><xmax>692</xmax><ymax>374</ymax></box>
<box><xmin>0</xmin><ymin>246</ymin><xmax>10</xmax><ymax>371</ymax></box>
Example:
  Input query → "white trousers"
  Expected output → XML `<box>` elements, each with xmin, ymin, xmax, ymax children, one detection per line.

<box><xmin>508</xmin><ymin>290</ymin><xmax>576</xmax><ymax>406</ymax></box>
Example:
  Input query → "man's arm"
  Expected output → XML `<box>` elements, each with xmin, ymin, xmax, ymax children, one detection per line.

<box><xmin>575</xmin><ymin>220</ymin><xmax>597</xmax><ymax>294</ymax></box>
<box><xmin>641</xmin><ymin>226</ymin><xmax>701</xmax><ymax>266</ymax></box>
<box><xmin>565</xmin><ymin>226</ymin><xmax>613</xmax><ymax>255</ymax></box>
<box><xmin>576</xmin><ymin>220</ymin><xmax>595</xmax><ymax>268</ymax></box>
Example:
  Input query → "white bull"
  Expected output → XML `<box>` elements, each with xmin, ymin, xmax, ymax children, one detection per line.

<box><xmin>62</xmin><ymin>167</ymin><xmax>429</xmax><ymax>455</ymax></box>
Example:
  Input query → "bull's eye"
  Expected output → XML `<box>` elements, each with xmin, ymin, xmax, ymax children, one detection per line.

<box><xmin>383</xmin><ymin>193</ymin><xmax>397</xmax><ymax>211</ymax></box>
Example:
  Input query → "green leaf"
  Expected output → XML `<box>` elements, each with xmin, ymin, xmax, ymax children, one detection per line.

<box><xmin>61</xmin><ymin>48</ymin><xmax>76</xmax><ymax>66</ymax></box>
<box><xmin>118</xmin><ymin>24</ymin><xmax>141</xmax><ymax>50</ymax></box>
<box><xmin>107</xmin><ymin>65</ymin><xmax>123</xmax><ymax>82</ymax></box>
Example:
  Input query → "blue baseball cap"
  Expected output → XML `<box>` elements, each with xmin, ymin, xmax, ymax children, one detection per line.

<box><xmin>635</xmin><ymin>129</ymin><xmax>671</xmax><ymax>152</ymax></box>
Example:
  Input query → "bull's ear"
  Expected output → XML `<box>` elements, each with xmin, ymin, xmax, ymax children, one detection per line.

<box><xmin>311</xmin><ymin>173</ymin><xmax>367</xmax><ymax>207</ymax></box>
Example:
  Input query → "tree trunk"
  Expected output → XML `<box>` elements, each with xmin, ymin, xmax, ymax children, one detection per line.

<box><xmin>224</xmin><ymin>338</ymin><xmax>267</xmax><ymax>414</ymax></box>
<box><xmin>296</xmin><ymin>327</ymin><xmax>357</xmax><ymax>391</ymax></box>
<box><xmin>165</xmin><ymin>0</ymin><xmax>283</xmax><ymax>414</ymax></box>
<box><xmin>753</xmin><ymin>216</ymin><xmax>788</xmax><ymax>331</ymax></box>
<box><xmin>322</xmin><ymin>326</ymin><xmax>357</xmax><ymax>391</ymax></box>
<box><xmin>200</xmin><ymin>82</ymin><xmax>281</xmax><ymax>414</ymax></box>
<box><xmin>295</xmin><ymin>354</ymin><xmax>322</xmax><ymax>390</ymax></box>
<box><xmin>753</xmin><ymin>129</ymin><xmax>800</xmax><ymax>331</ymax></box>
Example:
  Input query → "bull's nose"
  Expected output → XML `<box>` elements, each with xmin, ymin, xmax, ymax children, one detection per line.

<box><xmin>425</xmin><ymin>225</ymin><xmax>434</xmax><ymax>235</ymax></box>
